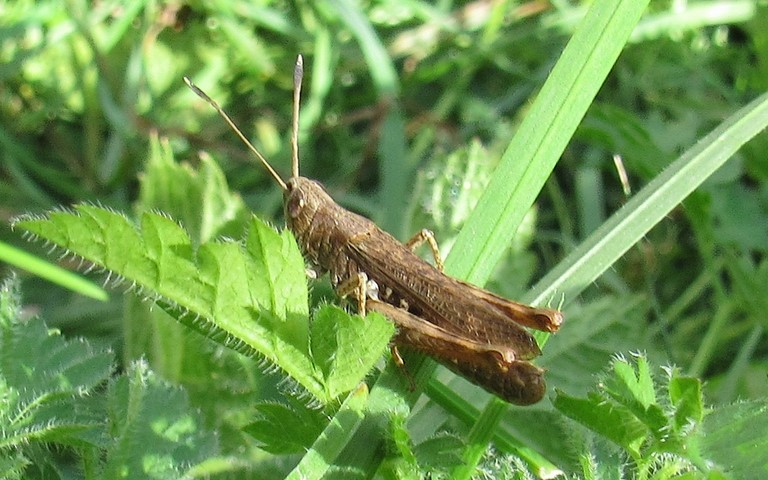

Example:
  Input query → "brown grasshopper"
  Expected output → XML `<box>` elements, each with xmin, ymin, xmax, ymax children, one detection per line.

<box><xmin>185</xmin><ymin>55</ymin><xmax>562</xmax><ymax>405</ymax></box>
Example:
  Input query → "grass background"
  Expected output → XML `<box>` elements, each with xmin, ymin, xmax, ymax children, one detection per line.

<box><xmin>2</xmin><ymin>0</ymin><xmax>768</xmax><ymax>478</ymax></box>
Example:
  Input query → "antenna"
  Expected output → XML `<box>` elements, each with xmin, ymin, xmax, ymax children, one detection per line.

<box><xmin>291</xmin><ymin>55</ymin><xmax>303</xmax><ymax>180</ymax></box>
<box><xmin>184</xmin><ymin>76</ymin><xmax>288</xmax><ymax>191</ymax></box>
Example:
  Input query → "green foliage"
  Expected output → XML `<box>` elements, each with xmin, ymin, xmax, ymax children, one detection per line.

<box><xmin>244</xmin><ymin>401</ymin><xmax>328</xmax><ymax>454</ymax></box>
<box><xmin>380</xmin><ymin>413</ymin><xmax>465</xmax><ymax>478</ymax></box>
<box><xmin>310</xmin><ymin>305</ymin><xmax>395</xmax><ymax>400</ymax></box>
<box><xmin>554</xmin><ymin>353</ymin><xmax>766</xmax><ymax>478</ymax></box>
<box><xmin>700</xmin><ymin>400</ymin><xmax>768</xmax><ymax>478</ymax></box>
<box><xmin>0</xmin><ymin>277</ymin><xmax>219</xmax><ymax>479</ymax></box>
<box><xmin>137</xmin><ymin>136</ymin><xmax>251</xmax><ymax>244</ymax></box>
<box><xmin>3</xmin><ymin>0</ymin><xmax>768</xmax><ymax>478</ymax></box>
<box><xmin>0</xmin><ymin>278</ymin><xmax>113</xmax><ymax>455</ymax></box>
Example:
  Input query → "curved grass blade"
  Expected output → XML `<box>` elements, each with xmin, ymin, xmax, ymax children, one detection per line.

<box><xmin>527</xmin><ymin>90</ymin><xmax>768</xmax><ymax>309</ymax></box>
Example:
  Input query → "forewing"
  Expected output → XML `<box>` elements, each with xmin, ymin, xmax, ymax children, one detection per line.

<box><xmin>346</xmin><ymin>233</ymin><xmax>543</xmax><ymax>360</ymax></box>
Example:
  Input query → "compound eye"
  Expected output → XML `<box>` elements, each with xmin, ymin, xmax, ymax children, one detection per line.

<box><xmin>287</xmin><ymin>192</ymin><xmax>305</xmax><ymax>219</ymax></box>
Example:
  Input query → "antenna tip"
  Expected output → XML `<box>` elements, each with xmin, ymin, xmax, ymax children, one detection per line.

<box><xmin>184</xmin><ymin>76</ymin><xmax>213</xmax><ymax>103</ymax></box>
<box><xmin>294</xmin><ymin>55</ymin><xmax>304</xmax><ymax>87</ymax></box>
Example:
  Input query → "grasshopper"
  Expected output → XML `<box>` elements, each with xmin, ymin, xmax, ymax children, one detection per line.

<box><xmin>185</xmin><ymin>55</ymin><xmax>562</xmax><ymax>405</ymax></box>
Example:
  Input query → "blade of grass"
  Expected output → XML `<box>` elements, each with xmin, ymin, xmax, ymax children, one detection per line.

<box><xmin>631</xmin><ymin>0</ymin><xmax>757</xmax><ymax>42</ymax></box>
<box><xmin>511</xmin><ymin>59</ymin><xmax>768</xmax><ymax>480</ymax></box>
<box><xmin>0</xmin><ymin>240</ymin><xmax>108</xmax><ymax>301</ymax></box>
<box><xmin>445</xmin><ymin>0</ymin><xmax>649</xmax><ymax>286</ymax></box>
<box><xmin>715</xmin><ymin>324</ymin><xmax>763</xmax><ymax>404</ymax></box>
<box><xmin>527</xmin><ymin>90</ymin><xmax>768</xmax><ymax>308</ymax></box>
<box><xmin>286</xmin><ymin>385</ymin><xmax>370</xmax><ymax>480</ymax></box>
<box><xmin>443</xmin><ymin>0</ymin><xmax>651</xmax><ymax>477</ymax></box>
<box><xmin>425</xmin><ymin>379</ymin><xmax>563</xmax><ymax>477</ymax></box>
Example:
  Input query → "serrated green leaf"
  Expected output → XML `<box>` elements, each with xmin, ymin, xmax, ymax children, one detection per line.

<box><xmin>138</xmin><ymin>135</ymin><xmax>249</xmax><ymax>243</ymax></box>
<box><xmin>700</xmin><ymin>400</ymin><xmax>768</xmax><ymax>477</ymax></box>
<box><xmin>0</xmin><ymin>278</ymin><xmax>113</xmax><ymax>450</ymax></box>
<box><xmin>13</xmin><ymin>206</ymin><xmax>336</xmax><ymax>401</ymax></box>
<box><xmin>668</xmin><ymin>376</ymin><xmax>704</xmax><ymax>430</ymax></box>
<box><xmin>610</xmin><ymin>354</ymin><xmax>657</xmax><ymax>409</ymax></box>
<box><xmin>103</xmin><ymin>360</ymin><xmax>218</xmax><ymax>479</ymax></box>
<box><xmin>554</xmin><ymin>353</ymin><xmax>754</xmax><ymax>476</ymax></box>
<box><xmin>1</xmin><ymin>319</ymin><xmax>112</xmax><ymax>397</ymax></box>
<box><xmin>310</xmin><ymin>305</ymin><xmax>393</xmax><ymax>399</ymax></box>
<box><xmin>244</xmin><ymin>401</ymin><xmax>327</xmax><ymax>454</ymax></box>
<box><xmin>17</xmin><ymin>201</ymin><xmax>394</xmax><ymax>403</ymax></box>
<box><xmin>577</xmin><ymin>443</ymin><xmax>625</xmax><ymax>480</ymax></box>
<box><xmin>554</xmin><ymin>391</ymin><xmax>647</xmax><ymax>458</ymax></box>
<box><xmin>0</xmin><ymin>450</ymin><xmax>28</xmax><ymax>480</ymax></box>
<box><xmin>0</xmin><ymin>276</ymin><xmax>229</xmax><ymax>477</ymax></box>
<box><xmin>602</xmin><ymin>356</ymin><xmax>669</xmax><ymax>440</ymax></box>
<box><xmin>386</xmin><ymin>412</ymin><xmax>420</xmax><ymax>478</ymax></box>
<box><xmin>125</xmin><ymin>144</ymin><xmax>262</xmax><ymax>432</ymax></box>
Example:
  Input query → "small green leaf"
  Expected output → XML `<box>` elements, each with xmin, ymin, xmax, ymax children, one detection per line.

<box><xmin>0</xmin><ymin>450</ymin><xmax>28</xmax><ymax>480</ymax></box>
<box><xmin>610</xmin><ymin>354</ymin><xmax>657</xmax><ymax>409</ymax></box>
<box><xmin>138</xmin><ymin>136</ymin><xmax>249</xmax><ymax>243</ymax></box>
<box><xmin>0</xmin><ymin>277</ymin><xmax>113</xmax><ymax>449</ymax></box>
<box><xmin>103</xmin><ymin>360</ymin><xmax>218</xmax><ymax>478</ymax></box>
<box><xmin>668</xmin><ymin>375</ymin><xmax>704</xmax><ymax>430</ymax></box>
<box><xmin>553</xmin><ymin>391</ymin><xmax>647</xmax><ymax>458</ymax></box>
<box><xmin>310</xmin><ymin>305</ymin><xmax>394</xmax><ymax>399</ymax></box>
<box><xmin>602</xmin><ymin>356</ymin><xmax>668</xmax><ymax>439</ymax></box>
<box><xmin>700</xmin><ymin>400</ymin><xmax>768</xmax><ymax>477</ymax></box>
<box><xmin>387</xmin><ymin>412</ymin><xmax>419</xmax><ymax>477</ymax></box>
<box><xmin>245</xmin><ymin>402</ymin><xmax>327</xmax><ymax>454</ymax></box>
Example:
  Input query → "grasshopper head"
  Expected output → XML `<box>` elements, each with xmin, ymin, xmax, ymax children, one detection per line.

<box><xmin>284</xmin><ymin>176</ymin><xmax>333</xmax><ymax>240</ymax></box>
